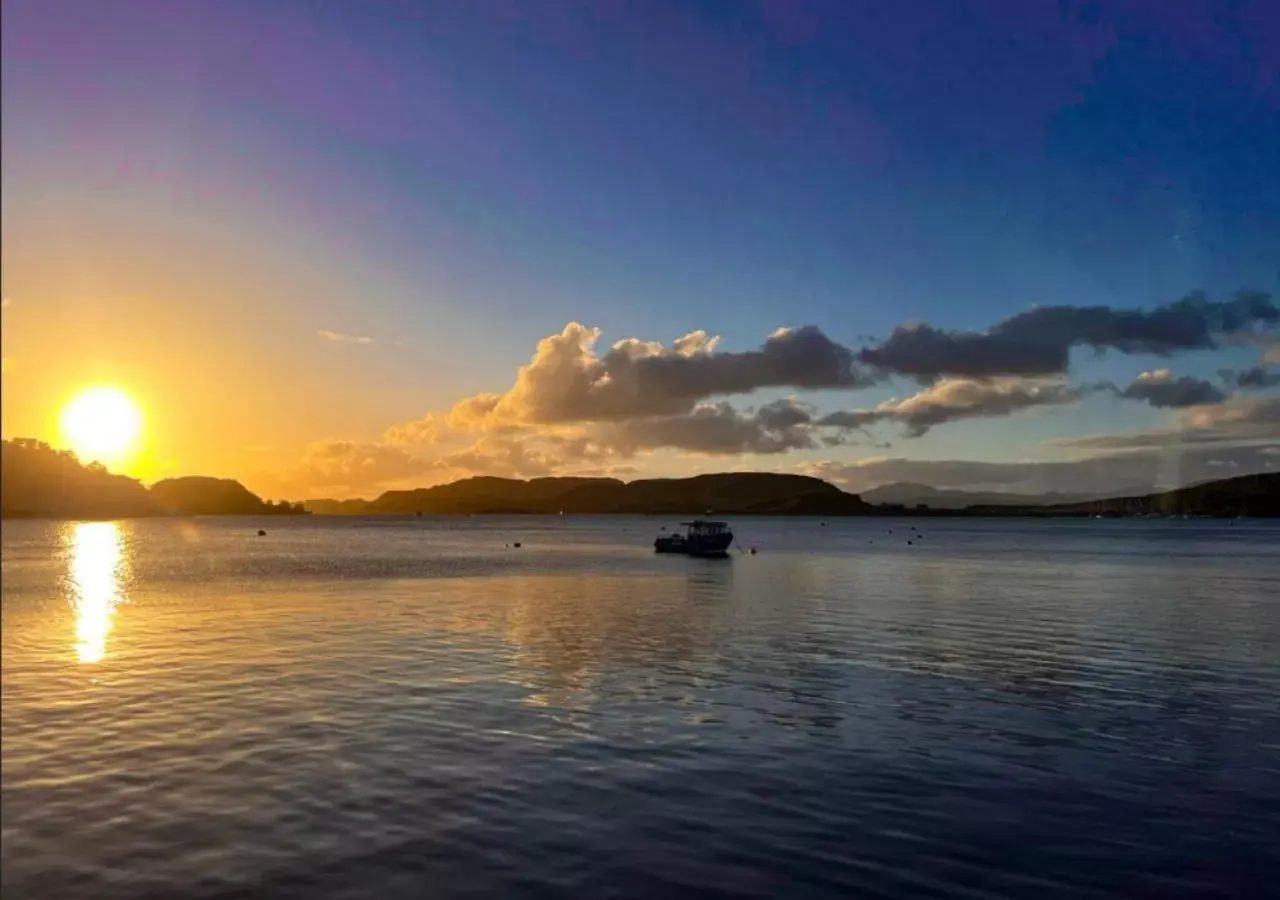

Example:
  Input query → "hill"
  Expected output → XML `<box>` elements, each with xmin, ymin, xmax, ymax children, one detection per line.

<box><xmin>307</xmin><ymin>473</ymin><xmax>870</xmax><ymax>516</ymax></box>
<box><xmin>150</xmin><ymin>476</ymin><xmax>306</xmax><ymax>516</ymax></box>
<box><xmin>0</xmin><ymin>439</ymin><xmax>306</xmax><ymax>519</ymax></box>
<box><xmin>1049</xmin><ymin>472</ymin><xmax>1279</xmax><ymax>518</ymax></box>
<box><xmin>860</xmin><ymin>482</ymin><xmax>1105</xmax><ymax>509</ymax></box>
<box><xmin>1</xmin><ymin>439</ymin><xmax>158</xmax><ymax>518</ymax></box>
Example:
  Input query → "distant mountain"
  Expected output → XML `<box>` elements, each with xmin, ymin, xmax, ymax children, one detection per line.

<box><xmin>1048</xmin><ymin>472</ymin><xmax>1279</xmax><ymax>518</ymax></box>
<box><xmin>304</xmin><ymin>471</ymin><xmax>1280</xmax><ymax>518</ymax></box>
<box><xmin>150</xmin><ymin>476</ymin><xmax>306</xmax><ymax>516</ymax></box>
<box><xmin>7</xmin><ymin>437</ymin><xmax>1271</xmax><ymax>521</ymax></box>
<box><xmin>860</xmin><ymin>482</ymin><xmax>1105</xmax><ymax>509</ymax></box>
<box><xmin>306</xmin><ymin>473</ymin><xmax>870</xmax><ymax>516</ymax></box>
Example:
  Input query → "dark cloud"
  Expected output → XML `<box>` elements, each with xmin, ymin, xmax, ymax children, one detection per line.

<box><xmin>816</xmin><ymin>409</ymin><xmax>887</xmax><ymax>430</ymax></box>
<box><xmin>1235</xmin><ymin>366</ymin><xmax>1280</xmax><ymax>388</ymax></box>
<box><xmin>451</xmin><ymin>323</ymin><xmax>874</xmax><ymax>426</ymax></box>
<box><xmin>860</xmin><ymin>291</ymin><xmax>1278</xmax><ymax>381</ymax></box>
<box><xmin>1119</xmin><ymin>370</ymin><xmax>1229</xmax><ymax>408</ymax></box>
<box><xmin>754</xmin><ymin>396</ymin><xmax>817</xmax><ymax>431</ymax></box>
<box><xmin>596</xmin><ymin>399</ymin><xmax>818</xmax><ymax>456</ymax></box>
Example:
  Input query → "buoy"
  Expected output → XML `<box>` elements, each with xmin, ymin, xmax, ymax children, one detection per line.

<box><xmin>513</xmin><ymin>542</ymin><xmax>522</xmax><ymax>548</ymax></box>
<box><xmin>257</xmin><ymin>529</ymin><xmax>267</xmax><ymax>536</ymax></box>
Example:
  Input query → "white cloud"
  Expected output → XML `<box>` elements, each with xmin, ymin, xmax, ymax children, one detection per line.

<box><xmin>317</xmin><ymin>329</ymin><xmax>376</xmax><ymax>345</ymax></box>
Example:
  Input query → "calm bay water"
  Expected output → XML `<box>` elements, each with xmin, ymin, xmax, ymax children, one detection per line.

<box><xmin>2</xmin><ymin>516</ymin><xmax>1278</xmax><ymax>899</ymax></box>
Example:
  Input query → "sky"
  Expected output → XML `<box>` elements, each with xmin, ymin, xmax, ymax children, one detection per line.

<box><xmin>2</xmin><ymin>0</ymin><xmax>1277</xmax><ymax>500</ymax></box>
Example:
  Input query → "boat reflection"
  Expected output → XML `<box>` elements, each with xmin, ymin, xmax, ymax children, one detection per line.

<box><xmin>65</xmin><ymin>522</ymin><xmax>129</xmax><ymax>663</ymax></box>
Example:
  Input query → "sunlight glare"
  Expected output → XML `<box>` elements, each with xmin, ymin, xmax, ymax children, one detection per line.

<box><xmin>59</xmin><ymin>386</ymin><xmax>143</xmax><ymax>467</ymax></box>
<box><xmin>66</xmin><ymin>522</ymin><xmax>128</xmax><ymax>664</ymax></box>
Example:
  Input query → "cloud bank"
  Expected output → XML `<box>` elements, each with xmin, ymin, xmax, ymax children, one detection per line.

<box><xmin>859</xmin><ymin>291</ymin><xmax>1277</xmax><ymax>381</ymax></box>
<box><xmin>275</xmin><ymin>289</ymin><xmax>1278</xmax><ymax>496</ymax></box>
<box><xmin>449</xmin><ymin>322</ymin><xmax>874</xmax><ymax>427</ymax></box>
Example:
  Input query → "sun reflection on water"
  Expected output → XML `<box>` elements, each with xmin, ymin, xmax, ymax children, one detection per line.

<box><xmin>65</xmin><ymin>522</ymin><xmax>129</xmax><ymax>663</ymax></box>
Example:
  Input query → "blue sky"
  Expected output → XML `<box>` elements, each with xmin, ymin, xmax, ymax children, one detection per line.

<box><xmin>2</xmin><ymin>0</ymin><xmax>1277</xmax><ymax>497</ymax></box>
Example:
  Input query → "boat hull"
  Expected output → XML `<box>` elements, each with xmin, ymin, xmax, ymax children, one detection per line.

<box><xmin>654</xmin><ymin>532</ymin><xmax>733</xmax><ymax>558</ymax></box>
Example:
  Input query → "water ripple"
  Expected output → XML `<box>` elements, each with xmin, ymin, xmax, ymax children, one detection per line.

<box><xmin>3</xmin><ymin>517</ymin><xmax>1279</xmax><ymax>898</ymax></box>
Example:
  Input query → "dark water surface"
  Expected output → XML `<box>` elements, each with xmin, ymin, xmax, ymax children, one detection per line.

<box><xmin>3</xmin><ymin>516</ymin><xmax>1279</xmax><ymax>898</ymax></box>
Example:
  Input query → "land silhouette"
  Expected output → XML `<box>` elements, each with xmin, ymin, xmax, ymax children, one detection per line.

<box><xmin>2</xmin><ymin>437</ymin><xmax>1275</xmax><ymax>519</ymax></box>
<box><xmin>1</xmin><ymin>440</ymin><xmax>306</xmax><ymax>518</ymax></box>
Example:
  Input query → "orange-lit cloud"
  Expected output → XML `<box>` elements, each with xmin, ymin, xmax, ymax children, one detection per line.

<box><xmin>317</xmin><ymin>329</ymin><xmax>376</xmax><ymax>345</ymax></box>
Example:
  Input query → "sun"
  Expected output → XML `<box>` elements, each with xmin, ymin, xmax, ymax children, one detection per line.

<box><xmin>59</xmin><ymin>386</ymin><xmax>144</xmax><ymax>467</ymax></box>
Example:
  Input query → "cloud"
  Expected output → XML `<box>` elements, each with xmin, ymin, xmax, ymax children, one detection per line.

<box><xmin>270</xmin><ymin>428</ymin><xmax>622</xmax><ymax>498</ymax></box>
<box><xmin>435</xmin><ymin>436</ymin><xmax>560</xmax><ymax>479</ymax></box>
<box><xmin>1</xmin><ymin>297</ymin><xmax>10</xmax><ymax>308</ymax></box>
<box><xmin>859</xmin><ymin>291</ymin><xmax>1278</xmax><ymax>381</ymax></box>
<box><xmin>453</xmin><ymin>322</ymin><xmax>873</xmax><ymax>426</ymax></box>
<box><xmin>382</xmin><ymin>412</ymin><xmax>441</xmax><ymax>445</ymax></box>
<box><xmin>1235</xmin><ymin>366</ymin><xmax>1280</xmax><ymax>389</ymax></box>
<box><xmin>1180</xmin><ymin>395</ymin><xmax>1280</xmax><ymax>431</ymax></box>
<box><xmin>1263</xmin><ymin>342</ymin><xmax>1280</xmax><ymax>366</ymax></box>
<box><xmin>297</xmin><ymin>439</ymin><xmax>436</xmax><ymax>489</ymax></box>
<box><xmin>1053</xmin><ymin>396</ymin><xmax>1280</xmax><ymax>453</ymax></box>
<box><xmin>818</xmin><ymin>377</ymin><xmax>1094</xmax><ymax>437</ymax></box>
<box><xmin>317</xmin><ymin>329</ymin><xmax>376</xmax><ymax>345</ymax></box>
<box><xmin>1</xmin><ymin>358</ymin><xmax>12</xmax><ymax>373</ymax></box>
<box><xmin>281</xmin><ymin>291</ymin><xmax>1279</xmax><ymax>495</ymax></box>
<box><xmin>883</xmin><ymin>377</ymin><xmax>1093</xmax><ymax>437</ymax></box>
<box><xmin>595</xmin><ymin>398</ymin><xmax>819</xmax><ymax>456</ymax></box>
<box><xmin>445</xmin><ymin>393</ymin><xmax>503</xmax><ymax>430</ymax></box>
<box><xmin>810</xmin><ymin>395</ymin><xmax>1280</xmax><ymax>497</ymax></box>
<box><xmin>1119</xmin><ymin>369</ymin><xmax>1229</xmax><ymax>408</ymax></box>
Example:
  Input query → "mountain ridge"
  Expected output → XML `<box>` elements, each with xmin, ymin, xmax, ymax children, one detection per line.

<box><xmin>308</xmin><ymin>473</ymin><xmax>870</xmax><ymax>517</ymax></box>
<box><xmin>858</xmin><ymin>482</ymin><xmax>1113</xmax><ymax>509</ymax></box>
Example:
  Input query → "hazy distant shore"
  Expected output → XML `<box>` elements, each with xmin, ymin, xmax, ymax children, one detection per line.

<box><xmin>4</xmin><ymin>439</ymin><xmax>1276</xmax><ymax>520</ymax></box>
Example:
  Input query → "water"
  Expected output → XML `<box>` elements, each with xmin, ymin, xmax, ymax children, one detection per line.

<box><xmin>2</xmin><ymin>516</ymin><xmax>1278</xmax><ymax>899</ymax></box>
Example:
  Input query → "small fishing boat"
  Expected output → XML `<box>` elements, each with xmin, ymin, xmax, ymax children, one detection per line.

<box><xmin>654</xmin><ymin>520</ymin><xmax>734</xmax><ymax>558</ymax></box>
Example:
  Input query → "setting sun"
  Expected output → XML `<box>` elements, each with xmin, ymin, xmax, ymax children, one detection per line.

<box><xmin>59</xmin><ymin>386</ymin><xmax>143</xmax><ymax>467</ymax></box>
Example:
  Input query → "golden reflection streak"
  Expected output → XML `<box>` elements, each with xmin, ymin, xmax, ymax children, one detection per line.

<box><xmin>65</xmin><ymin>522</ymin><xmax>128</xmax><ymax>663</ymax></box>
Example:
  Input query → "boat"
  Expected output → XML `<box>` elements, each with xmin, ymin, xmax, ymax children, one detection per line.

<box><xmin>654</xmin><ymin>520</ymin><xmax>734</xmax><ymax>558</ymax></box>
